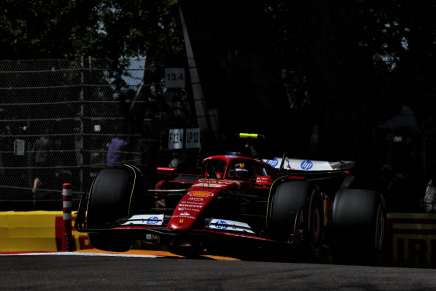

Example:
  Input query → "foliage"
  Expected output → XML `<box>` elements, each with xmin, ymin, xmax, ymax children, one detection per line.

<box><xmin>0</xmin><ymin>0</ymin><xmax>184</xmax><ymax>63</ymax></box>
<box><xmin>0</xmin><ymin>0</ymin><xmax>100</xmax><ymax>59</ymax></box>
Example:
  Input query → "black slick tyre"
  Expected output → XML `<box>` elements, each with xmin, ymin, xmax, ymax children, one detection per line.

<box><xmin>86</xmin><ymin>165</ymin><xmax>143</xmax><ymax>228</ymax></box>
<box><xmin>268</xmin><ymin>181</ymin><xmax>309</xmax><ymax>242</ymax></box>
<box><xmin>83</xmin><ymin>165</ymin><xmax>143</xmax><ymax>252</ymax></box>
<box><xmin>331</xmin><ymin>189</ymin><xmax>386</xmax><ymax>265</ymax></box>
<box><xmin>307</xmin><ymin>189</ymin><xmax>324</xmax><ymax>260</ymax></box>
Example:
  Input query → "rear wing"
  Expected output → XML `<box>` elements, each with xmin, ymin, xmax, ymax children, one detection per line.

<box><xmin>262</xmin><ymin>156</ymin><xmax>355</xmax><ymax>172</ymax></box>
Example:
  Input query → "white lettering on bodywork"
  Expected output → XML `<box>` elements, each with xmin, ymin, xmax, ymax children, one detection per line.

<box><xmin>122</xmin><ymin>214</ymin><xmax>164</xmax><ymax>226</ymax></box>
<box><xmin>208</xmin><ymin>219</ymin><xmax>255</xmax><ymax>234</ymax></box>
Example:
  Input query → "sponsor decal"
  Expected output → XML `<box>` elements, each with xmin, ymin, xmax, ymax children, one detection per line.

<box><xmin>146</xmin><ymin>216</ymin><xmax>161</xmax><ymax>225</ymax></box>
<box><xmin>256</xmin><ymin>176</ymin><xmax>271</xmax><ymax>183</ymax></box>
<box><xmin>178</xmin><ymin>203</ymin><xmax>202</xmax><ymax>208</ymax></box>
<box><xmin>188</xmin><ymin>197</ymin><xmax>206</xmax><ymax>202</ymax></box>
<box><xmin>300</xmin><ymin>160</ymin><xmax>314</xmax><ymax>170</ymax></box>
<box><xmin>122</xmin><ymin>214</ymin><xmax>164</xmax><ymax>226</ymax></box>
<box><xmin>283</xmin><ymin>158</ymin><xmax>333</xmax><ymax>171</ymax></box>
<box><xmin>389</xmin><ymin>213</ymin><xmax>436</xmax><ymax>267</ymax></box>
<box><xmin>215</xmin><ymin>219</ymin><xmax>227</xmax><ymax>230</ymax></box>
<box><xmin>177</xmin><ymin>204</ymin><xmax>201</xmax><ymax>213</ymax></box>
<box><xmin>189</xmin><ymin>191</ymin><xmax>214</xmax><ymax>198</ymax></box>
<box><xmin>192</xmin><ymin>182</ymin><xmax>226</xmax><ymax>188</ymax></box>
<box><xmin>262</xmin><ymin>158</ymin><xmax>283</xmax><ymax>169</ymax></box>
<box><xmin>393</xmin><ymin>235</ymin><xmax>436</xmax><ymax>267</ymax></box>
<box><xmin>174</xmin><ymin>213</ymin><xmax>195</xmax><ymax>219</ymax></box>
<box><xmin>265</xmin><ymin>159</ymin><xmax>279</xmax><ymax>168</ymax></box>
<box><xmin>208</xmin><ymin>219</ymin><xmax>255</xmax><ymax>234</ymax></box>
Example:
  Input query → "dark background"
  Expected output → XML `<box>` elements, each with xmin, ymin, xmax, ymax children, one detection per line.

<box><xmin>0</xmin><ymin>0</ymin><xmax>435</xmax><ymax>211</ymax></box>
<box><xmin>181</xmin><ymin>0</ymin><xmax>435</xmax><ymax>195</ymax></box>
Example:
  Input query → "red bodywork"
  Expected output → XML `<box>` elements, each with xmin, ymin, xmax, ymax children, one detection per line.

<box><xmin>114</xmin><ymin>155</ymin><xmax>280</xmax><ymax>241</ymax></box>
<box><xmin>77</xmin><ymin>154</ymin><xmax>357</xmax><ymax>252</ymax></box>
<box><xmin>168</xmin><ymin>180</ymin><xmax>237</xmax><ymax>231</ymax></box>
<box><xmin>166</xmin><ymin>155</ymin><xmax>279</xmax><ymax>232</ymax></box>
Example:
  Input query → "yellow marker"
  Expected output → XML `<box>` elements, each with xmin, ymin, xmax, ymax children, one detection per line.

<box><xmin>239</xmin><ymin>133</ymin><xmax>261</xmax><ymax>139</ymax></box>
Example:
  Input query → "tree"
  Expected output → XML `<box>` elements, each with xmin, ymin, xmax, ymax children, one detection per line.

<box><xmin>0</xmin><ymin>0</ymin><xmax>185</xmax><ymax>134</ymax></box>
<box><xmin>0</xmin><ymin>0</ymin><xmax>101</xmax><ymax>59</ymax></box>
<box><xmin>0</xmin><ymin>0</ymin><xmax>183</xmax><ymax>60</ymax></box>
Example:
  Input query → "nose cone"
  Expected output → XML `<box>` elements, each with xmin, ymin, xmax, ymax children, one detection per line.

<box><xmin>167</xmin><ymin>189</ymin><xmax>216</xmax><ymax>231</ymax></box>
<box><xmin>168</xmin><ymin>216</ymin><xmax>196</xmax><ymax>231</ymax></box>
<box><xmin>168</xmin><ymin>180</ymin><xmax>238</xmax><ymax>231</ymax></box>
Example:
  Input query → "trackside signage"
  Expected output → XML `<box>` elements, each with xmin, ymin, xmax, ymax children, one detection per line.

<box><xmin>388</xmin><ymin>212</ymin><xmax>436</xmax><ymax>268</ymax></box>
<box><xmin>185</xmin><ymin>128</ymin><xmax>200</xmax><ymax>149</ymax></box>
<box><xmin>13</xmin><ymin>139</ymin><xmax>25</xmax><ymax>156</ymax></box>
<box><xmin>168</xmin><ymin>128</ymin><xmax>184</xmax><ymax>150</ymax></box>
<box><xmin>168</xmin><ymin>128</ymin><xmax>201</xmax><ymax>149</ymax></box>
<box><xmin>165</xmin><ymin>68</ymin><xmax>185</xmax><ymax>88</ymax></box>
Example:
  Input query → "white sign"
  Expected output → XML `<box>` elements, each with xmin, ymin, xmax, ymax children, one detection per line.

<box><xmin>165</xmin><ymin>68</ymin><xmax>185</xmax><ymax>88</ymax></box>
<box><xmin>185</xmin><ymin>128</ymin><xmax>200</xmax><ymax>149</ymax></box>
<box><xmin>13</xmin><ymin>139</ymin><xmax>25</xmax><ymax>156</ymax></box>
<box><xmin>168</xmin><ymin>128</ymin><xmax>184</xmax><ymax>150</ymax></box>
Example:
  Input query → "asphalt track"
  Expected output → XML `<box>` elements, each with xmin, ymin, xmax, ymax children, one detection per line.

<box><xmin>1</xmin><ymin>251</ymin><xmax>436</xmax><ymax>290</ymax></box>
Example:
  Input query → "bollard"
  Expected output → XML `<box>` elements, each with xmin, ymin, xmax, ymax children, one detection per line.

<box><xmin>61</xmin><ymin>182</ymin><xmax>75</xmax><ymax>251</ymax></box>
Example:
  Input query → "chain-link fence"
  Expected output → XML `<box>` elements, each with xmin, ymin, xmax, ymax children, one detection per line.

<box><xmin>0</xmin><ymin>57</ymin><xmax>156</xmax><ymax>211</ymax></box>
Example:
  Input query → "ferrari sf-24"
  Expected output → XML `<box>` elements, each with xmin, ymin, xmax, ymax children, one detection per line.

<box><xmin>76</xmin><ymin>154</ymin><xmax>386</xmax><ymax>261</ymax></box>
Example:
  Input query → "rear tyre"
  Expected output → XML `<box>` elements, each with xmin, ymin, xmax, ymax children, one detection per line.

<box><xmin>307</xmin><ymin>190</ymin><xmax>325</xmax><ymax>260</ymax></box>
<box><xmin>269</xmin><ymin>181</ymin><xmax>309</xmax><ymax>242</ymax></box>
<box><xmin>331</xmin><ymin>189</ymin><xmax>386</xmax><ymax>265</ymax></box>
<box><xmin>269</xmin><ymin>181</ymin><xmax>324</xmax><ymax>260</ymax></box>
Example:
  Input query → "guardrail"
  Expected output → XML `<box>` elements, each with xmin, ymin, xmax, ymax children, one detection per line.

<box><xmin>0</xmin><ymin>211</ymin><xmax>91</xmax><ymax>252</ymax></box>
<box><xmin>0</xmin><ymin>210</ymin><xmax>435</xmax><ymax>267</ymax></box>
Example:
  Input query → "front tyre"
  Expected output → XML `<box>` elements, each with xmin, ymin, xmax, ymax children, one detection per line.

<box><xmin>85</xmin><ymin>164</ymin><xmax>145</xmax><ymax>229</ymax></box>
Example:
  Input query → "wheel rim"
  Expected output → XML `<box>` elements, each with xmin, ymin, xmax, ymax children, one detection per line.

<box><xmin>308</xmin><ymin>190</ymin><xmax>322</xmax><ymax>245</ymax></box>
<box><xmin>291</xmin><ymin>209</ymin><xmax>305</xmax><ymax>243</ymax></box>
<box><xmin>310</xmin><ymin>206</ymin><xmax>322</xmax><ymax>244</ymax></box>
<box><xmin>374</xmin><ymin>204</ymin><xmax>385</xmax><ymax>251</ymax></box>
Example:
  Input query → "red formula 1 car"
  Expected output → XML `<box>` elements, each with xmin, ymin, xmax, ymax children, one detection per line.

<box><xmin>76</xmin><ymin>154</ymin><xmax>386</xmax><ymax>262</ymax></box>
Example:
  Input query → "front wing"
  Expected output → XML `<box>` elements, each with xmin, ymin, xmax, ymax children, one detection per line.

<box><xmin>82</xmin><ymin>213</ymin><xmax>277</xmax><ymax>244</ymax></box>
